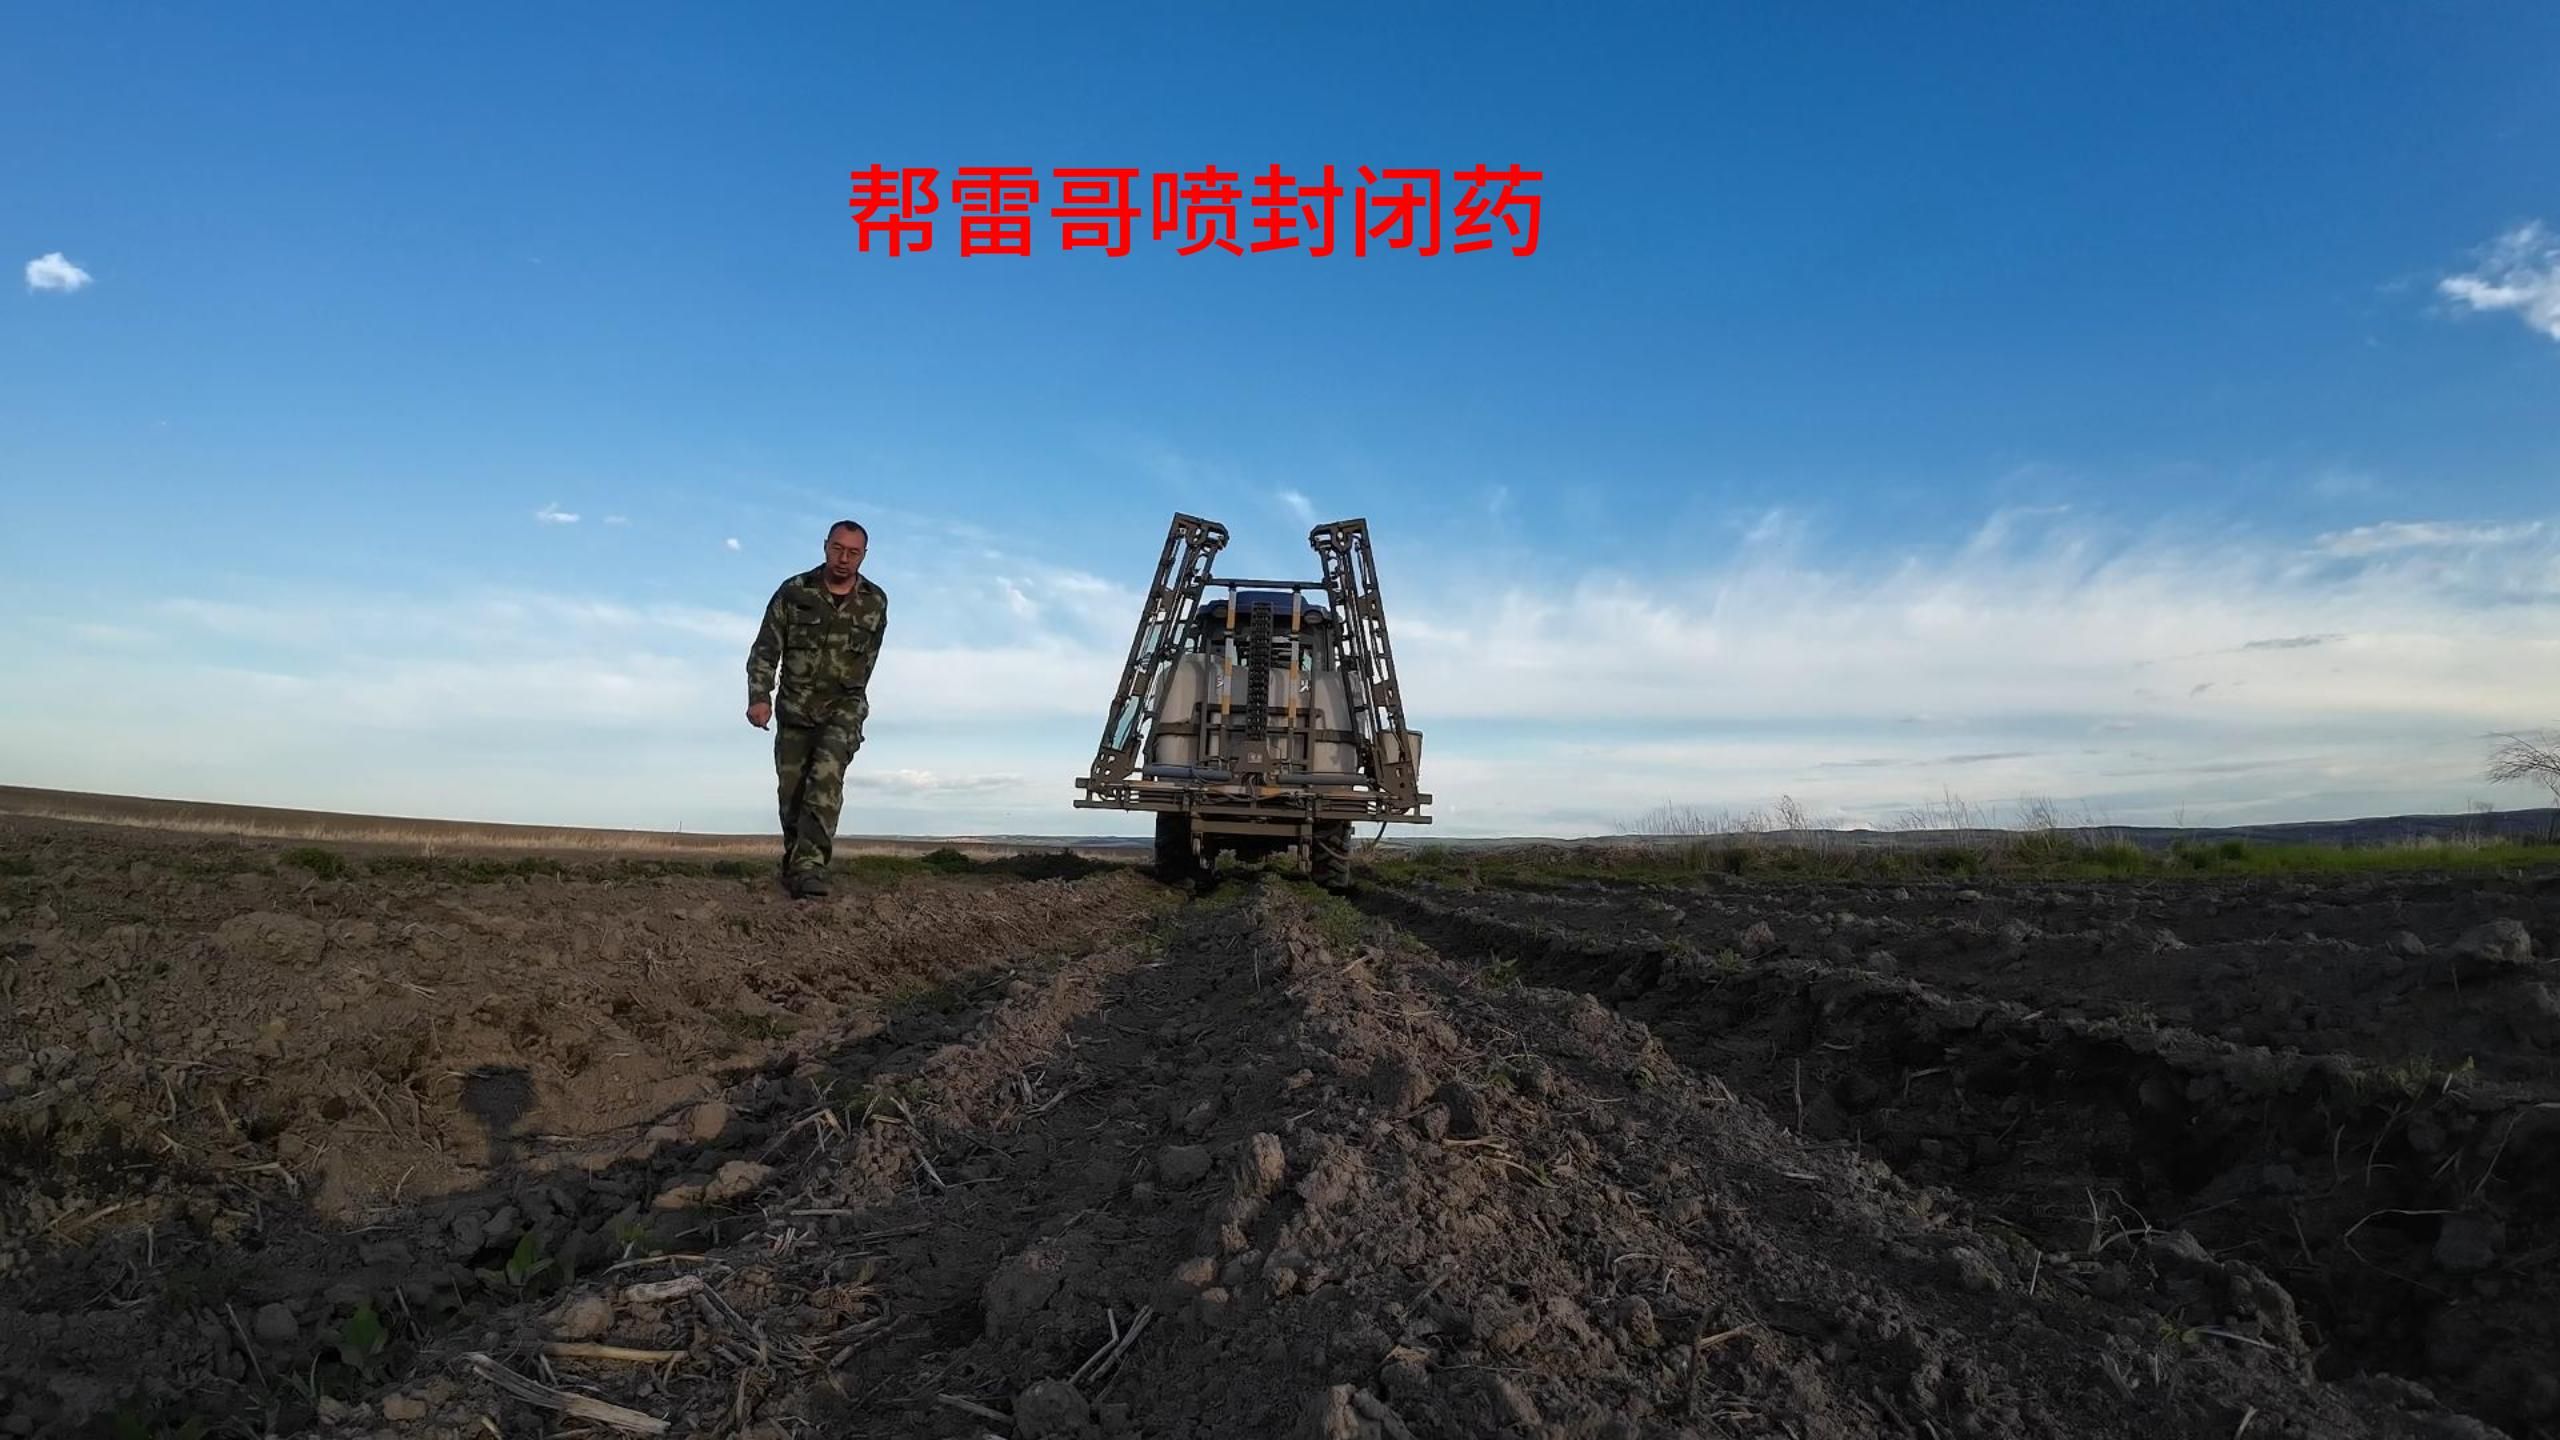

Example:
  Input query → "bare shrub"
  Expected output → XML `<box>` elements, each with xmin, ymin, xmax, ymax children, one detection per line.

<box><xmin>1772</xmin><ymin>793</ymin><xmax>1810</xmax><ymax>833</ymax></box>
<box><xmin>2487</xmin><ymin>731</ymin><xmax>2560</xmax><ymax>805</ymax></box>
<box><xmin>1614</xmin><ymin>803</ymin><xmax>1787</xmax><ymax>840</ymax></box>
<box><xmin>1891</xmin><ymin>786</ymin><xmax>1981</xmax><ymax>832</ymax></box>
<box><xmin>1616</xmin><ymin>803</ymin><xmax>1719</xmax><ymax>837</ymax></box>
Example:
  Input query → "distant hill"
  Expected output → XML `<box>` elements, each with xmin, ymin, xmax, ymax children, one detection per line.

<box><xmin>0</xmin><ymin>786</ymin><xmax>1138</xmax><ymax>861</ymax></box>
<box><xmin>1571</xmin><ymin>808</ymin><xmax>2560</xmax><ymax>852</ymax></box>
<box><xmin>3</xmin><ymin>784</ymin><xmax>2550</xmax><ymax>859</ymax></box>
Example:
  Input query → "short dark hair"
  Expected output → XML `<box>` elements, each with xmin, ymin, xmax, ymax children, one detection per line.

<box><xmin>828</xmin><ymin>519</ymin><xmax>867</xmax><ymax>542</ymax></box>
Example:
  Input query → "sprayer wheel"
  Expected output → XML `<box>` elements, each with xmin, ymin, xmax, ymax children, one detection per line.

<box><xmin>1312</xmin><ymin>821</ymin><xmax>1354</xmax><ymax>891</ymax></box>
<box><xmin>1154</xmin><ymin>813</ymin><xmax>1201</xmax><ymax>884</ymax></box>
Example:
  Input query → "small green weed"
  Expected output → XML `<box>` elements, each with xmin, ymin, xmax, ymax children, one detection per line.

<box><xmin>2367</xmin><ymin>1053</ymin><xmax>2477</xmax><ymax>1099</ymax></box>
<box><xmin>110</xmin><ymin>1405</ymin><xmax>208</xmax><ymax>1440</ymax></box>
<box><xmin>335</xmin><ymin>1301</ymin><xmax>391</xmax><ymax>1377</ymax></box>
<box><xmin>502</xmin><ymin>1231</ymin><xmax>553</xmax><ymax>1289</ymax></box>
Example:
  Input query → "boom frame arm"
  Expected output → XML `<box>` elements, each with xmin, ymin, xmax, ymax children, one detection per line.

<box><xmin>1084</xmin><ymin>512</ymin><xmax>1228</xmax><ymax>783</ymax></box>
<box><xmin>1308</xmin><ymin>518</ymin><xmax>1422</xmax><ymax>810</ymax></box>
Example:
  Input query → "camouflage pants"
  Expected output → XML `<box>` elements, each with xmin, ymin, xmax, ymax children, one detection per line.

<box><xmin>774</xmin><ymin>709</ymin><xmax>865</xmax><ymax>877</ymax></box>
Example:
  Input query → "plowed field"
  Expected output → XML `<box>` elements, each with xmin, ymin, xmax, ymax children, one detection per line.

<box><xmin>5</xmin><ymin>816</ymin><xmax>2555</xmax><ymax>1438</ymax></box>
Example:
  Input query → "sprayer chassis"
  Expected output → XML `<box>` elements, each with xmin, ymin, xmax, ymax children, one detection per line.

<box><xmin>1071</xmin><ymin>514</ymin><xmax>1431</xmax><ymax>882</ymax></box>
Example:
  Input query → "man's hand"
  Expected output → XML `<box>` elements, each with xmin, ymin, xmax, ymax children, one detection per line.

<box><xmin>747</xmin><ymin>700</ymin><xmax>772</xmax><ymax>730</ymax></box>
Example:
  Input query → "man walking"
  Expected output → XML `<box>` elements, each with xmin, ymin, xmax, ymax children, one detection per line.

<box><xmin>746</xmin><ymin>521</ymin><xmax>889</xmax><ymax>898</ymax></box>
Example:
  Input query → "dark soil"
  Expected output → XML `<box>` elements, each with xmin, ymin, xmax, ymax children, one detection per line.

<box><xmin>1</xmin><ymin>817</ymin><xmax>2544</xmax><ymax>1438</ymax></box>
<box><xmin>1362</xmin><ymin>872</ymin><xmax>2560</xmax><ymax>1437</ymax></box>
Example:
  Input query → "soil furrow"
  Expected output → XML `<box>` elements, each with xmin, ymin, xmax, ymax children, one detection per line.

<box><xmin>1413</xmin><ymin>875</ymin><xmax>2560</xmax><ymax>1082</ymax></box>
<box><xmin>1362</xmin><ymin>881</ymin><xmax>2560</xmax><ymax>1438</ymax></box>
<box><xmin>6</xmin><ymin>814</ymin><xmax>2551</xmax><ymax>1440</ymax></box>
<box><xmin>291</xmin><ymin>886</ymin><xmax>2520</xmax><ymax>1437</ymax></box>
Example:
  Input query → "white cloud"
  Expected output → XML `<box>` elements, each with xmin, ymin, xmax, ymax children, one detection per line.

<box><xmin>2313</xmin><ymin>520</ymin><xmax>2541</xmax><ymax>556</ymax></box>
<box><xmin>24</xmin><ymin>252</ymin><xmax>92</xmax><ymax>293</ymax></box>
<box><xmin>724</xmin><ymin>537</ymin><xmax>742</xmax><ymax>552</ymax></box>
<box><xmin>851</xmin><ymin>769</ymin><xmax>1025</xmax><ymax>795</ymax></box>
<box><xmin>547</xmin><ymin>598</ymin><xmax>759</xmax><ymax>645</ymax></box>
<box><xmin>534</xmin><ymin>502</ymin><xmax>579</xmax><ymax>525</ymax></box>
<box><xmin>1384</xmin><ymin>516</ymin><xmax>2559</xmax><ymax>729</ymax></box>
<box><xmin>2440</xmin><ymin>222</ymin><xmax>2560</xmax><ymax>342</ymax></box>
<box><xmin>6</xmin><ymin>504</ymin><xmax>2557</xmax><ymax>839</ymax></box>
<box><xmin>1277</xmin><ymin>488</ymin><xmax>1316</xmax><ymax>524</ymax></box>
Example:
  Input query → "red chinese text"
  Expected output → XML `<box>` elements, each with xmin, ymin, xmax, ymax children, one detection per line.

<box><xmin>849</xmin><ymin>165</ymin><xmax>1540</xmax><ymax>257</ymax></box>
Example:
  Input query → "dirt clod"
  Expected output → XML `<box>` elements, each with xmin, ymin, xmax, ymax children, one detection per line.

<box><xmin>1300</xmin><ymin>1384</ymin><xmax>1418</xmax><ymax>1440</ymax></box>
<box><xmin>984</xmin><ymin>1245</ymin><xmax>1068</xmax><ymax>1335</ymax></box>
<box><xmin>252</xmin><ymin>1301</ymin><xmax>298</xmax><ymax>1346</ymax></box>
<box><xmin>685</xmin><ymin>1099</ymin><xmax>732</xmax><ymax>1143</ymax></box>
<box><xmin>1368</xmin><ymin>1056</ymin><xmax>1433</xmax><ymax>1113</ymax></box>
<box><xmin>1158</xmin><ymin>1143</ymin><xmax>1211</xmax><ymax>1187</ymax></box>
<box><xmin>2451</xmin><ymin>917</ymin><xmax>2537</xmax><ymax>975</ymax></box>
<box><xmin>1238</xmin><ymin>1131</ymin><xmax>1288</xmax><ymax>1195</ymax></box>
<box><xmin>702</xmin><ymin>1158</ymin><xmax>772</xmax><ymax>1204</ymax></box>
<box><xmin>1013</xmin><ymin>1378</ymin><xmax>1089</xmax><ymax>1439</ymax></box>
<box><xmin>1947</xmin><ymin>1244</ymin><xmax>2007</xmax><ymax>1293</ymax></box>
<box><xmin>547</xmin><ymin>1293</ymin><xmax>613</xmax><ymax>1340</ymax></box>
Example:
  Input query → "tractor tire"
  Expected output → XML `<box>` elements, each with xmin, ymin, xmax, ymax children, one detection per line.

<box><xmin>1154</xmin><ymin>813</ymin><xmax>1200</xmax><ymax>884</ymax></box>
<box><xmin>1311</xmin><ymin>821</ymin><xmax>1354</xmax><ymax>892</ymax></box>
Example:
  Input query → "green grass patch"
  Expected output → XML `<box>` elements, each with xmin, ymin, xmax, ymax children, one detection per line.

<box><xmin>364</xmin><ymin>853</ymin><xmax>571</xmax><ymax>883</ymax></box>
<box><xmin>1283</xmin><ymin>883</ymin><xmax>1369</xmax><ymax>951</ymax></box>
<box><xmin>1367</xmin><ymin>830</ymin><xmax>2560</xmax><ymax>891</ymax></box>
<box><xmin>279</xmin><ymin>845</ymin><xmax>352</xmax><ymax>880</ymax></box>
<box><xmin>919</xmin><ymin>846</ymin><xmax>977</xmax><ymax>874</ymax></box>
<box><xmin>2163</xmin><ymin>838</ymin><xmax>2558</xmax><ymax>878</ymax></box>
<box><xmin>840</xmin><ymin>854</ymin><xmax>932</xmax><ymax>885</ymax></box>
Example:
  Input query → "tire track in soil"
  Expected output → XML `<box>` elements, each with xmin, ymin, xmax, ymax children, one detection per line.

<box><xmin>297</xmin><ymin>882</ymin><xmax>2506</xmax><ymax>1439</ymax></box>
<box><xmin>1361</xmin><ymin>882</ymin><xmax>2559</xmax><ymax>1439</ymax></box>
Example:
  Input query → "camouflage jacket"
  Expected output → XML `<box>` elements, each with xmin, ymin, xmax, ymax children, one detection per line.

<box><xmin>747</xmin><ymin>569</ymin><xmax>890</xmax><ymax>726</ymax></box>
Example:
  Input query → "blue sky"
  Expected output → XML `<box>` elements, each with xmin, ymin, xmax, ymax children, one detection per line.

<box><xmin>5</xmin><ymin>4</ymin><xmax>2557</xmax><ymax>838</ymax></box>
